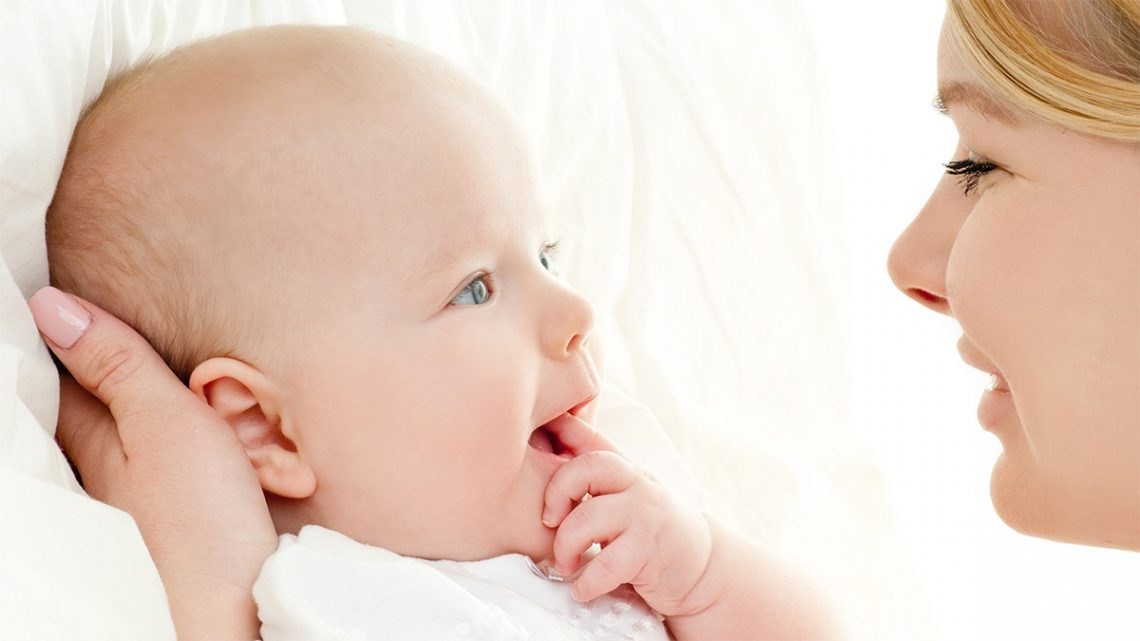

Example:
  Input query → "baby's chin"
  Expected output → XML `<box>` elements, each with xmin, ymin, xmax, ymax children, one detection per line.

<box><xmin>427</xmin><ymin>505</ymin><xmax>556</xmax><ymax>563</ymax></box>
<box><xmin>498</xmin><ymin>517</ymin><xmax>555</xmax><ymax>564</ymax></box>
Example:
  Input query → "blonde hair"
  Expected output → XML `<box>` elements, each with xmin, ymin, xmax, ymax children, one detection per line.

<box><xmin>945</xmin><ymin>0</ymin><xmax>1140</xmax><ymax>141</ymax></box>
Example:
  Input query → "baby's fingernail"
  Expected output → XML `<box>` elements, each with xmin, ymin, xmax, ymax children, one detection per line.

<box><xmin>542</xmin><ymin>508</ymin><xmax>554</xmax><ymax>526</ymax></box>
<box><xmin>28</xmin><ymin>287</ymin><xmax>93</xmax><ymax>349</ymax></box>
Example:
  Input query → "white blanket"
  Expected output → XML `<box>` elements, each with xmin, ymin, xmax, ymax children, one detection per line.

<box><xmin>255</xmin><ymin>525</ymin><xmax>670</xmax><ymax>641</ymax></box>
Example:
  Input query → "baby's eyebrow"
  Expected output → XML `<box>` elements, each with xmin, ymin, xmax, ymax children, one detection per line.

<box><xmin>408</xmin><ymin>260</ymin><xmax>456</xmax><ymax>289</ymax></box>
<box><xmin>407</xmin><ymin>254</ymin><xmax>463</xmax><ymax>291</ymax></box>
<box><xmin>933</xmin><ymin>81</ymin><xmax>1021</xmax><ymax>125</ymax></box>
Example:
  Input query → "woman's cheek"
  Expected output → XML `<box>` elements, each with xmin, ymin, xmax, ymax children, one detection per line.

<box><xmin>944</xmin><ymin>197</ymin><xmax>1025</xmax><ymax>368</ymax></box>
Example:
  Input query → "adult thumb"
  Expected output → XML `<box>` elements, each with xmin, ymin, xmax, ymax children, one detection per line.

<box><xmin>27</xmin><ymin>286</ymin><xmax>198</xmax><ymax>442</ymax></box>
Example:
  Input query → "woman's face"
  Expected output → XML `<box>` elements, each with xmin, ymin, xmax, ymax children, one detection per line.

<box><xmin>888</xmin><ymin>18</ymin><xmax>1140</xmax><ymax>550</ymax></box>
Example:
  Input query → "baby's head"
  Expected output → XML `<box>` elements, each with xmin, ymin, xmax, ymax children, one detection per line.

<box><xmin>47</xmin><ymin>25</ymin><xmax>601</xmax><ymax>562</ymax></box>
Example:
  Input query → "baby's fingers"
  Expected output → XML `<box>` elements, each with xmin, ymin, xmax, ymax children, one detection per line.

<box><xmin>543</xmin><ymin>450</ymin><xmax>639</xmax><ymax>528</ymax></box>
<box><xmin>543</xmin><ymin>411</ymin><xmax>622</xmax><ymax>457</ymax></box>
<box><xmin>571</xmin><ymin>535</ymin><xmax>647</xmax><ymax>603</ymax></box>
<box><xmin>551</xmin><ymin>494</ymin><xmax>630</xmax><ymax>577</ymax></box>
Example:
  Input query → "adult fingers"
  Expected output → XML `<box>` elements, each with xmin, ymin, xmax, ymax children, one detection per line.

<box><xmin>27</xmin><ymin>287</ymin><xmax>202</xmax><ymax>450</ymax></box>
<box><xmin>543</xmin><ymin>450</ymin><xmax>639</xmax><ymax>528</ymax></box>
<box><xmin>54</xmin><ymin>375</ymin><xmax>125</xmax><ymax>496</ymax></box>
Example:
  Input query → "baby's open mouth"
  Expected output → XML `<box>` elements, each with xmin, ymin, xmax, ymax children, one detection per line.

<box><xmin>528</xmin><ymin>422</ymin><xmax>571</xmax><ymax>456</ymax></box>
<box><xmin>528</xmin><ymin>390</ymin><xmax>598</xmax><ymax>459</ymax></box>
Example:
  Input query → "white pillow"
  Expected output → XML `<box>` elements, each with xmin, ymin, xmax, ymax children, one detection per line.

<box><xmin>0</xmin><ymin>1</ymin><xmax>344</xmax><ymax>638</ymax></box>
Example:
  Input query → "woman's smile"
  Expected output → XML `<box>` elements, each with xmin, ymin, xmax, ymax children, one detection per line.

<box><xmin>957</xmin><ymin>336</ymin><xmax>1014</xmax><ymax>431</ymax></box>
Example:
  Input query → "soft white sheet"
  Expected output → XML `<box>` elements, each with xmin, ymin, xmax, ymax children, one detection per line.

<box><xmin>2</xmin><ymin>1</ymin><xmax>921</xmax><ymax>639</ymax></box>
<box><xmin>254</xmin><ymin>525</ymin><xmax>668</xmax><ymax>641</ymax></box>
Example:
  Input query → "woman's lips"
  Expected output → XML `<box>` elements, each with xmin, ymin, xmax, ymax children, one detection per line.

<box><xmin>958</xmin><ymin>336</ymin><xmax>1015</xmax><ymax>430</ymax></box>
<box><xmin>978</xmin><ymin>383</ymin><xmax>1014</xmax><ymax>431</ymax></box>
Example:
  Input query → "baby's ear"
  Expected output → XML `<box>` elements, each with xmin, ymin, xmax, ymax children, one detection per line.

<box><xmin>188</xmin><ymin>357</ymin><xmax>316</xmax><ymax>500</ymax></box>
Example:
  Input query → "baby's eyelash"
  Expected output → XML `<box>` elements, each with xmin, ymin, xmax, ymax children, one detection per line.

<box><xmin>541</xmin><ymin>239</ymin><xmax>561</xmax><ymax>274</ymax></box>
<box><xmin>450</xmin><ymin>272</ymin><xmax>494</xmax><ymax>306</ymax></box>
<box><xmin>449</xmin><ymin>241</ymin><xmax>561</xmax><ymax>307</ymax></box>
<box><xmin>943</xmin><ymin>159</ymin><xmax>997</xmax><ymax>196</ymax></box>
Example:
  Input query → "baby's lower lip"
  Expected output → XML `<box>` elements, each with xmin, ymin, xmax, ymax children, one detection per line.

<box><xmin>527</xmin><ymin>445</ymin><xmax>572</xmax><ymax>470</ymax></box>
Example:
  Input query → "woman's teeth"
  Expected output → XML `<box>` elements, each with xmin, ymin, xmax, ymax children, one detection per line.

<box><xmin>987</xmin><ymin>373</ymin><xmax>1011</xmax><ymax>392</ymax></box>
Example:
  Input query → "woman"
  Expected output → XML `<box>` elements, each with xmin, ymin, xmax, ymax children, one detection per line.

<box><xmin>888</xmin><ymin>0</ymin><xmax>1139</xmax><ymax>551</ymax></box>
<box><xmin>26</xmin><ymin>0</ymin><xmax>1139</xmax><ymax>638</ymax></box>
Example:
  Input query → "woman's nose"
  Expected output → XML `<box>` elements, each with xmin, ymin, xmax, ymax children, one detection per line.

<box><xmin>541</xmin><ymin>283</ymin><xmax>595</xmax><ymax>361</ymax></box>
<box><xmin>887</xmin><ymin>180</ymin><xmax>962</xmax><ymax>317</ymax></box>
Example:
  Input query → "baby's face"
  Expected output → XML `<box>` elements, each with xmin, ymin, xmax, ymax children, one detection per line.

<box><xmin>242</xmin><ymin>56</ymin><xmax>602</xmax><ymax>562</ymax></box>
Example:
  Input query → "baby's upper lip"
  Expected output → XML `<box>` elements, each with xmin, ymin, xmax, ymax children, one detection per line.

<box><xmin>568</xmin><ymin>391</ymin><xmax>598</xmax><ymax>417</ymax></box>
<box><xmin>534</xmin><ymin>387</ymin><xmax>599</xmax><ymax>433</ymax></box>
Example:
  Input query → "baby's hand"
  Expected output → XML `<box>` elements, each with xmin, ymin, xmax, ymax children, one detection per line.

<box><xmin>540</xmin><ymin>413</ymin><xmax>712</xmax><ymax>616</ymax></box>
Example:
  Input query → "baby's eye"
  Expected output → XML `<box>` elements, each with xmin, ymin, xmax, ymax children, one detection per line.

<box><xmin>450</xmin><ymin>274</ymin><xmax>492</xmax><ymax>306</ymax></box>
<box><xmin>540</xmin><ymin>241</ymin><xmax>560</xmax><ymax>275</ymax></box>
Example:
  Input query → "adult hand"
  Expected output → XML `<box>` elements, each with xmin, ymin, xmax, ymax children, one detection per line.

<box><xmin>28</xmin><ymin>286</ymin><xmax>276</xmax><ymax>641</ymax></box>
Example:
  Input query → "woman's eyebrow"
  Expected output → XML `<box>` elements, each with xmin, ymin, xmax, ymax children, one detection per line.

<box><xmin>933</xmin><ymin>81</ymin><xmax>1021</xmax><ymax>125</ymax></box>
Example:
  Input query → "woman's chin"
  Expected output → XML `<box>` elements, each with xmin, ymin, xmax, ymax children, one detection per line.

<box><xmin>989</xmin><ymin>453</ymin><xmax>1043</xmax><ymax>535</ymax></box>
<box><xmin>989</xmin><ymin>455</ymin><xmax>1140</xmax><ymax>550</ymax></box>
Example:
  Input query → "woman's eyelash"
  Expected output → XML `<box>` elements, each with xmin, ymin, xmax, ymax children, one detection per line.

<box><xmin>943</xmin><ymin>159</ymin><xmax>997</xmax><ymax>196</ymax></box>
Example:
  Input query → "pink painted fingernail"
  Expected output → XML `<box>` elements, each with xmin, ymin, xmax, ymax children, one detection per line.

<box><xmin>28</xmin><ymin>287</ymin><xmax>93</xmax><ymax>349</ymax></box>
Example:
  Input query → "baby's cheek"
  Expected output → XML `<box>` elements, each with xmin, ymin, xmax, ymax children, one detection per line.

<box><xmin>586</xmin><ymin>333</ymin><xmax>605</xmax><ymax>379</ymax></box>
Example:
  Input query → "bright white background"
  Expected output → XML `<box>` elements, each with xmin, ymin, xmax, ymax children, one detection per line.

<box><xmin>1</xmin><ymin>2</ymin><xmax>1135</xmax><ymax>639</ymax></box>
<box><xmin>805</xmin><ymin>2</ymin><xmax>1140</xmax><ymax>640</ymax></box>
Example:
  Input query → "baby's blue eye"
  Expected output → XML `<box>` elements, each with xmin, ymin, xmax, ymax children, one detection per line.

<box><xmin>540</xmin><ymin>242</ymin><xmax>559</xmax><ymax>274</ymax></box>
<box><xmin>451</xmin><ymin>275</ymin><xmax>491</xmax><ymax>306</ymax></box>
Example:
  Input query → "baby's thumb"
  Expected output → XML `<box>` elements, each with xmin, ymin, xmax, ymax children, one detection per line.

<box><xmin>27</xmin><ymin>286</ymin><xmax>194</xmax><ymax>431</ymax></box>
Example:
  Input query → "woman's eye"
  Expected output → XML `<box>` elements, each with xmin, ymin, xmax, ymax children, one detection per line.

<box><xmin>943</xmin><ymin>156</ymin><xmax>997</xmax><ymax>197</ymax></box>
<box><xmin>450</xmin><ymin>274</ymin><xmax>492</xmax><ymax>306</ymax></box>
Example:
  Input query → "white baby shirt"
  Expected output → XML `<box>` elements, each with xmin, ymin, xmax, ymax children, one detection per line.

<box><xmin>254</xmin><ymin>525</ymin><xmax>671</xmax><ymax>640</ymax></box>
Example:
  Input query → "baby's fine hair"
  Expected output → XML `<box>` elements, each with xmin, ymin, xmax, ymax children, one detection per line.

<box><xmin>46</xmin><ymin>25</ymin><xmax>387</xmax><ymax>382</ymax></box>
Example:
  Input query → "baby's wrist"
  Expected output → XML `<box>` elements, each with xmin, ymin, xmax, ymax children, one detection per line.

<box><xmin>668</xmin><ymin>512</ymin><xmax>731</xmax><ymax>618</ymax></box>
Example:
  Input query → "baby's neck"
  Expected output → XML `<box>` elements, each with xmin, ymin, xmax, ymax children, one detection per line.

<box><xmin>266</xmin><ymin>494</ymin><xmax>314</xmax><ymax>537</ymax></box>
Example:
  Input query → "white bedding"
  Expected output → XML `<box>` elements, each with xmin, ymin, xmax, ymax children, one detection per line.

<box><xmin>1</xmin><ymin>1</ymin><xmax>916</xmax><ymax>639</ymax></box>
<box><xmin>254</xmin><ymin>525</ymin><xmax>669</xmax><ymax>641</ymax></box>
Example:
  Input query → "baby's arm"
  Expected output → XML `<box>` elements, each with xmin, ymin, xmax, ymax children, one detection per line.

<box><xmin>663</xmin><ymin>516</ymin><xmax>840</xmax><ymax>640</ymax></box>
<box><xmin>542</xmin><ymin>414</ymin><xmax>839</xmax><ymax>640</ymax></box>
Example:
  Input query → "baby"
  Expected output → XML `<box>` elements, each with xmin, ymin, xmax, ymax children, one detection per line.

<box><xmin>46</xmin><ymin>25</ymin><xmax>835</xmax><ymax>640</ymax></box>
